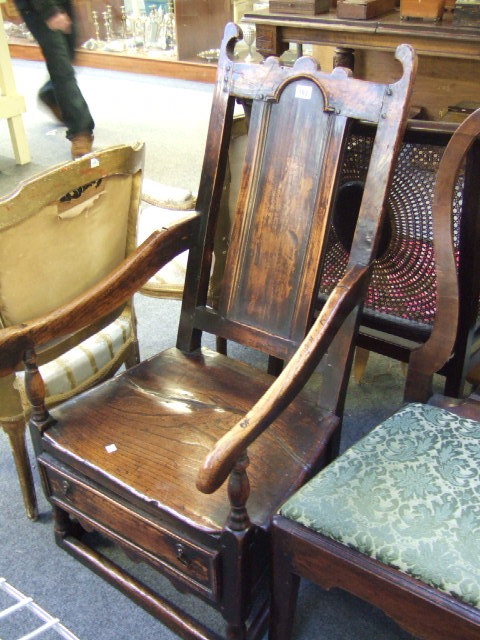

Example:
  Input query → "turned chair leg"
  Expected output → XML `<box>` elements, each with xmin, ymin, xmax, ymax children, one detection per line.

<box><xmin>2</xmin><ymin>419</ymin><xmax>38</xmax><ymax>520</ymax></box>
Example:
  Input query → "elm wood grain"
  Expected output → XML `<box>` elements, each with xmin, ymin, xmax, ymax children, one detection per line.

<box><xmin>0</xmin><ymin>23</ymin><xmax>416</xmax><ymax>640</ymax></box>
<box><xmin>269</xmin><ymin>108</ymin><xmax>480</xmax><ymax>640</ymax></box>
<box><xmin>41</xmin><ymin>347</ymin><xmax>337</xmax><ymax>531</ymax></box>
<box><xmin>42</xmin><ymin>457</ymin><xmax>221</xmax><ymax>598</ymax></box>
<box><xmin>197</xmin><ymin>265</ymin><xmax>368</xmax><ymax>495</ymax></box>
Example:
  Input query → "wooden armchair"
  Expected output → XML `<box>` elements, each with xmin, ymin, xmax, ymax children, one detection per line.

<box><xmin>0</xmin><ymin>143</ymin><xmax>144</xmax><ymax>520</ymax></box>
<box><xmin>0</xmin><ymin>24</ymin><xmax>416</xmax><ymax>640</ymax></box>
<box><xmin>317</xmin><ymin>119</ymin><xmax>480</xmax><ymax>397</ymax></box>
<box><xmin>270</xmin><ymin>108</ymin><xmax>480</xmax><ymax>640</ymax></box>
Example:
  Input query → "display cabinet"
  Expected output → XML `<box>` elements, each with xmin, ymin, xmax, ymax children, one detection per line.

<box><xmin>244</xmin><ymin>6</ymin><xmax>480</xmax><ymax>120</ymax></box>
<box><xmin>1</xmin><ymin>0</ymin><xmax>267</xmax><ymax>81</ymax></box>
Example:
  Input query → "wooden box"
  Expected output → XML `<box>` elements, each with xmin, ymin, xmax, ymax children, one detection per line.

<box><xmin>453</xmin><ymin>0</ymin><xmax>480</xmax><ymax>25</ymax></box>
<box><xmin>400</xmin><ymin>0</ymin><xmax>445</xmax><ymax>20</ymax></box>
<box><xmin>269</xmin><ymin>0</ymin><xmax>331</xmax><ymax>15</ymax></box>
<box><xmin>336</xmin><ymin>0</ymin><xmax>395</xmax><ymax>19</ymax></box>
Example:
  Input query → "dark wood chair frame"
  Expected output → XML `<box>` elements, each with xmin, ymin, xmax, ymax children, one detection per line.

<box><xmin>317</xmin><ymin>118</ymin><xmax>480</xmax><ymax>399</ymax></box>
<box><xmin>0</xmin><ymin>24</ymin><xmax>417</xmax><ymax>640</ymax></box>
<box><xmin>270</xmin><ymin>109</ymin><xmax>480</xmax><ymax>640</ymax></box>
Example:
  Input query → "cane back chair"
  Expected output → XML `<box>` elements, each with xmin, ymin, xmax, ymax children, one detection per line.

<box><xmin>0</xmin><ymin>143</ymin><xmax>144</xmax><ymax>520</ymax></box>
<box><xmin>318</xmin><ymin>119</ymin><xmax>480</xmax><ymax>397</ymax></box>
<box><xmin>270</xmin><ymin>108</ymin><xmax>480</xmax><ymax>640</ymax></box>
<box><xmin>0</xmin><ymin>24</ymin><xmax>416</xmax><ymax>640</ymax></box>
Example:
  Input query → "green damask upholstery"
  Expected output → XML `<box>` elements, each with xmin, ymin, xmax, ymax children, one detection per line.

<box><xmin>280</xmin><ymin>403</ymin><xmax>480</xmax><ymax>608</ymax></box>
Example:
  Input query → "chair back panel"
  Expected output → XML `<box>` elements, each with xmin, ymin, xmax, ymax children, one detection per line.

<box><xmin>0</xmin><ymin>146</ymin><xmax>143</xmax><ymax>327</ymax></box>
<box><xmin>319</xmin><ymin>122</ymin><xmax>473</xmax><ymax>336</ymax></box>
<box><xmin>219</xmin><ymin>81</ymin><xmax>347</xmax><ymax>345</ymax></box>
<box><xmin>178</xmin><ymin>26</ymin><xmax>417</xmax><ymax>363</ymax></box>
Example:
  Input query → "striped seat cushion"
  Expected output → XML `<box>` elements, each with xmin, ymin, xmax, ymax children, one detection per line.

<box><xmin>137</xmin><ymin>204</ymin><xmax>189</xmax><ymax>299</ymax></box>
<box><xmin>16</xmin><ymin>313</ymin><xmax>134</xmax><ymax>405</ymax></box>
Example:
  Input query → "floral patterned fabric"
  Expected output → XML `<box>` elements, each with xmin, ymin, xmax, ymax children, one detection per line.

<box><xmin>280</xmin><ymin>403</ymin><xmax>480</xmax><ymax>608</ymax></box>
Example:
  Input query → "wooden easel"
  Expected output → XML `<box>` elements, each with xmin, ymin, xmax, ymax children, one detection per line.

<box><xmin>0</xmin><ymin>0</ymin><xmax>29</xmax><ymax>164</ymax></box>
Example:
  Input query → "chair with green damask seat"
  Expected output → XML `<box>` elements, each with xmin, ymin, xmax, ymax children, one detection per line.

<box><xmin>269</xmin><ymin>108</ymin><xmax>480</xmax><ymax>640</ymax></box>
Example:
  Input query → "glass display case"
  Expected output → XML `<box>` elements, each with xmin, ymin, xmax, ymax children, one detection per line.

<box><xmin>2</xmin><ymin>0</ymin><xmax>268</xmax><ymax>81</ymax></box>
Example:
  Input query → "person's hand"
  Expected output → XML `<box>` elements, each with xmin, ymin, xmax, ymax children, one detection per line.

<box><xmin>45</xmin><ymin>11</ymin><xmax>72</xmax><ymax>33</ymax></box>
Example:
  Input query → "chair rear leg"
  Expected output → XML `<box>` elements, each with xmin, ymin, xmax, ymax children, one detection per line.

<box><xmin>216</xmin><ymin>336</ymin><xmax>228</xmax><ymax>355</ymax></box>
<box><xmin>2</xmin><ymin>419</ymin><xmax>38</xmax><ymax>520</ymax></box>
<box><xmin>124</xmin><ymin>337</ymin><xmax>141</xmax><ymax>368</ymax></box>
<box><xmin>352</xmin><ymin>347</ymin><xmax>370</xmax><ymax>384</ymax></box>
<box><xmin>269</xmin><ymin>521</ymin><xmax>301</xmax><ymax>640</ymax></box>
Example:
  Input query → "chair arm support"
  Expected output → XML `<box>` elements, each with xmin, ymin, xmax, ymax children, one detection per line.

<box><xmin>405</xmin><ymin>109</ymin><xmax>480</xmax><ymax>401</ymax></box>
<box><xmin>196</xmin><ymin>263</ymin><xmax>370</xmax><ymax>495</ymax></box>
<box><xmin>0</xmin><ymin>212</ymin><xmax>201</xmax><ymax>377</ymax></box>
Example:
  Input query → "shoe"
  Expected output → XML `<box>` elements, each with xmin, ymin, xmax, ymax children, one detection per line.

<box><xmin>38</xmin><ymin>94</ymin><xmax>64</xmax><ymax>124</ymax></box>
<box><xmin>70</xmin><ymin>133</ymin><xmax>94</xmax><ymax>159</ymax></box>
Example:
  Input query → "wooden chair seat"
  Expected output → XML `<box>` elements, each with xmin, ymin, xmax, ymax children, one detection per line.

<box><xmin>278</xmin><ymin>401</ymin><xmax>480</xmax><ymax>609</ymax></box>
<box><xmin>41</xmin><ymin>346</ymin><xmax>333</xmax><ymax>532</ymax></box>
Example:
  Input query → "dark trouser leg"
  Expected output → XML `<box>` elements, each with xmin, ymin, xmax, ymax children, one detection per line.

<box><xmin>20</xmin><ymin>5</ymin><xmax>94</xmax><ymax>139</ymax></box>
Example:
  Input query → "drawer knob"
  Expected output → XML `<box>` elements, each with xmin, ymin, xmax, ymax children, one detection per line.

<box><xmin>175</xmin><ymin>543</ymin><xmax>189</xmax><ymax>566</ymax></box>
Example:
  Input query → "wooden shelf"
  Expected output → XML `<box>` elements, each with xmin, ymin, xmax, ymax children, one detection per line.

<box><xmin>244</xmin><ymin>7</ymin><xmax>480</xmax><ymax>120</ymax></box>
<box><xmin>8</xmin><ymin>41</ymin><xmax>217</xmax><ymax>83</ymax></box>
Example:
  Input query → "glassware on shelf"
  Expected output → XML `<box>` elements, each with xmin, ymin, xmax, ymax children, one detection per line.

<box><xmin>242</xmin><ymin>22</ymin><xmax>256</xmax><ymax>63</ymax></box>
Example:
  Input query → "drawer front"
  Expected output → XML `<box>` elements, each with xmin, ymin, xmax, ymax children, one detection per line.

<box><xmin>269</xmin><ymin>0</ymin><xmax>330</xmax><ymax>15</ymax></box>
<box><xmin>41</xmin><ymin>459</ymin><xmax>220</xmax><ymax>601</ymax></box>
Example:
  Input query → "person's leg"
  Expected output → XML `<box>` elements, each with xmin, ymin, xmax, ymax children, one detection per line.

<box><xmin>20</xmin><ymin>7</ymin><xmax>94</xmax><ymax>140</ymax></box>
<box><xmin>37</xmin><ymin>78</ymin><xmax>63</xmax><ymax>123</ymax></box>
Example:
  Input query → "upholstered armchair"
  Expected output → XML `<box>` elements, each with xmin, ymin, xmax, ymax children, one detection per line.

<box><xmin>0</xmin><ymin>143</ymin><xmax>144</xmax><ymax>520</ymax></box>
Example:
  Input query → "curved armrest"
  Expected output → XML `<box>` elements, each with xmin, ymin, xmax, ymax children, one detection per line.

<box><xmin>405</xmin><ymin>109</ymin><xmax>480</xmax><ymax>400</ymax></box>
<box><xmin>196</xmin><ymin>263</ymin><xmax>370</xmax><ymax>494</ymax></box>
<box><xmin>0</xmin><ymin>212</ymin><xmax>200</xmax><ymax>377</ymax></box>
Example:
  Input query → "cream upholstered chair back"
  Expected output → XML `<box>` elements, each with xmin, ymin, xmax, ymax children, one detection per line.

<box><xmin>0</xmin><ymin>143</ymin><xmax>145</xmax><ymax>520</ymax></box>
<box><xmin>137</xmin><ymin>114</ymin><xmax>248</xmax><ymax>303</ymax></box>
<box><xmin>0</xmin><ymin>172</ymin><xmax>136</xmax><ymax>325</ymax></box>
